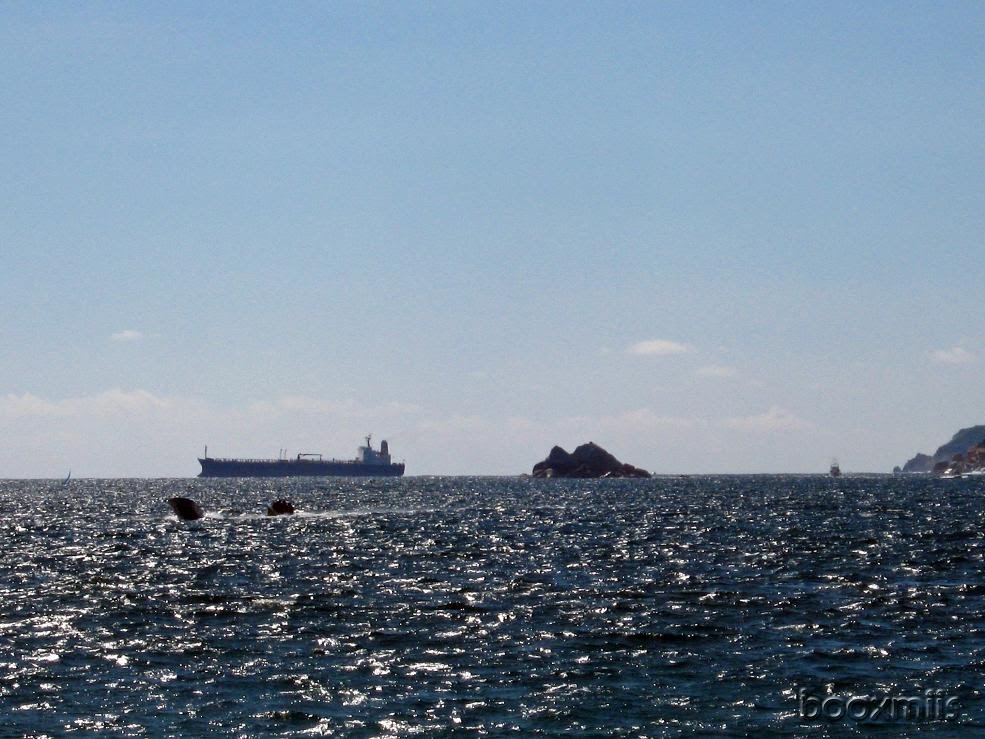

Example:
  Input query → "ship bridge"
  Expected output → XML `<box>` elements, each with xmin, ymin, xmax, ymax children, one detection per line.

<box><xmin>359</xmin><ymin>435</ymin><xmax>391</xmax><ymax>465</ymax></box>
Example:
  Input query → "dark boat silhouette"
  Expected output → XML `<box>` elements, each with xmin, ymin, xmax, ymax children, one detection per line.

<box><xmin>168</xmin><ymin>497</ymin><xmax>204</xmax><ymax>520</ymax></box>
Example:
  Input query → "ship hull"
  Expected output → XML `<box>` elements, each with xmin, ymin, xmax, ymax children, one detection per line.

<box><xmin>198</xmin><ymin>458</ymin><xmax>405</xmax><ymax>478</ymax></box>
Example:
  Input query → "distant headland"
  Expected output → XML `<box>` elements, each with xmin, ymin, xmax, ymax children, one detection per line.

<box><xmin>900</xmin><ymin>425</ymin><xmax>985</xmax><ymax>476</ymax></box>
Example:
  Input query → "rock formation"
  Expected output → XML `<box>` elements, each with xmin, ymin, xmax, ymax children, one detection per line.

<box><xmin>901</xmin><ymin>425</ymin><xmax>985</xmax><ymax>474</ymax></box>
<box><xmin>531</xmin><ymin>442</ymin><xmax>650</xmax><ymax>478</ymax></box>
<box><xmin>167</xmin><ymin>497</ymin><xmax>204</xmax><ymax>520</ymax></box>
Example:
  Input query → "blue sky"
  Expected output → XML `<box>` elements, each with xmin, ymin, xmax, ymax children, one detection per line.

<box><xmin>1</xmin><ymin>2</ymin><xmax>983</xmax><ymax>476</ymax></box>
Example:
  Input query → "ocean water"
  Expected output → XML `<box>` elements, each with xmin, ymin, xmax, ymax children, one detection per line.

<box><xmin>1</xmin><ymin>475</ymin><xmax>984</xmax><ymax>737</ymax></box>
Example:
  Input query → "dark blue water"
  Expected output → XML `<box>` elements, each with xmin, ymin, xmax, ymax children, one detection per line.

<box><xmin>1</xmin><ymin>475</ymin><xmax>984</xmax><ymax>736</ymax></box>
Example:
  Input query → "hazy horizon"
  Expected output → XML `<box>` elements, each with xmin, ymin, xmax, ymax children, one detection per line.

<box><xmin>2</xmin><ymin>2</ymin><xmax>983</xmax><ymax>477</ymax></box>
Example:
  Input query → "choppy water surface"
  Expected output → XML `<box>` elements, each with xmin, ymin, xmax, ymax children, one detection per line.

<box><xmin>1</xmin><ymin>475</ymin><xmax>985</xmax><ymax>736</ymax></box>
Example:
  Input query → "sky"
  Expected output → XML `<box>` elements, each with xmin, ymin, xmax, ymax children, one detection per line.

<box><xmin>1</xmin><ymin>1</ymin><xmax>983</xmax><ymax>477</ymax></box>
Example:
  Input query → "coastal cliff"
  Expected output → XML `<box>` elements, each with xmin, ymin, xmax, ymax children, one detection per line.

<box><xmin>531</xmin><ymin>442</ymin><xmax>651</xmax><ymax>478</ymax></box>
<box><xmin>902</xmin><ymin>425</ymin><xmax>985</xmax><ymax>475</ymax></box>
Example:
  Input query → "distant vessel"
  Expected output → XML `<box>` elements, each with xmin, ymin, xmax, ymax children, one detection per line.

<box><xmin>198</xmin><ymin>436</ymin><xmax>405</xmax><ymax>478</ymax></box>
<box><xmin>829</xmin><ymin>459</ymin><xmax>842</xmax><ymax>477</ymax></box>
<box><xmin>63</xmin><ymin>470</ymin><xmax>71</xmax><ymax>484</ymax></box>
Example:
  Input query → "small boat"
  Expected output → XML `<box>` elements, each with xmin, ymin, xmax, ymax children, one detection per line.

<box><xmin>63</xmin><ymin>470</ymin><xmax>71</xmax><ymax>484</ymax></box>
<box><xmin>829</xmin><ymin>459</ymin><xmax>842</xmax><ymax>477</ymax></box>
<box><xmin>168</xmin><ymin>497</ymin><xmax>204</xmax><ymax>521</ymax></box>
<box><xmin>267</xmin><ymin>499</ymin><xmax>295</xmax><ymax>516</ymax></box>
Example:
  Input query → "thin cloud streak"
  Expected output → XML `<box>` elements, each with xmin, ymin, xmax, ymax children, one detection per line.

<box><xmin>695</xmin><ymin>365</ymin><xmax>738</xmax><ymax>378</ymax></box>
<box><xmin>929</xmin><ymin>346</ymin><xmax>975</xmax><ymax>365</ymax></box>
<box><xmin>0</xmin><ymin>389</ymin><xmax>173</xmax><ymax>418</ymax></box>
<box><xmin>719</xmin><ymin>406</ymin><xmax>814</xmax><ymax>433</ymax></box>
<box><xmin>111</xmin><ymin>329</ymin><xmax>144</xmax><ymax>342</ymax></box>
<box><xmin>627</xmin><ymin>339</ymin><xmax>692</xmax><ymax>356</ymax></box>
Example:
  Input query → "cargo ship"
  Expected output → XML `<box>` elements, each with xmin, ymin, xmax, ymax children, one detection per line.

<box><xmin>198</xmin><ymin>436</ymin><xmax>405</xmax><ymax>478</ymax></box>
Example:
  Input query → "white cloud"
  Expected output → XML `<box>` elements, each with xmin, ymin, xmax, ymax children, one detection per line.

<box><xmin>695</xmin><ymin>365</ymin><xmax>738</xmax><ymax>378</ymax></box>
<box><xmin>506</xmin><ymin>416</ymin><xmax>539</xmax><ymax>432</ymax></box>
<box><xmin>929</xmin><ymin>346</ymin><xmax>975</xmax><ymax>365</ymax></box>
<box><xmin>600</xmin><ymin>408</ymin><xmax>701</xmax><ymax>430</ymax></box>
<box><xmin>111</xmin><ymin>329</ymin><xmax>144</xmax><ymax>342</ymax></box>
<box><xmin>627</xmin><ymin>339</ymin><xmax>692</xmax><ymax>356</ymax></box>
<box><xmin>247</xmin><ymin>396</ymin><xmax>422</xmax><ymax>418</ymax></box>
<box><xmin>0</xmin><ymin>390</ymin><xmax>423</xmax><ymax>424</ymax></box>
<box><xmin>0</xmin><ymin>389</ymin><xmax>174</xmax><ymax>418</ymax></box>
<box><xmin>719</xmin><ymin>406</ymin><xmax>813</xmax><ymax>433</ymax></box>
<box><xmin>413</xmin><ymin>414</ymin><xmax>487</xmax><ymax>435</ymax></box>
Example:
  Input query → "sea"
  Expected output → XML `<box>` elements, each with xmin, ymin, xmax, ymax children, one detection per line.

<box><xmin>1</xmin><ymin>475</ymin><xmax>984</xmax><ymax>737</ymax></box>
